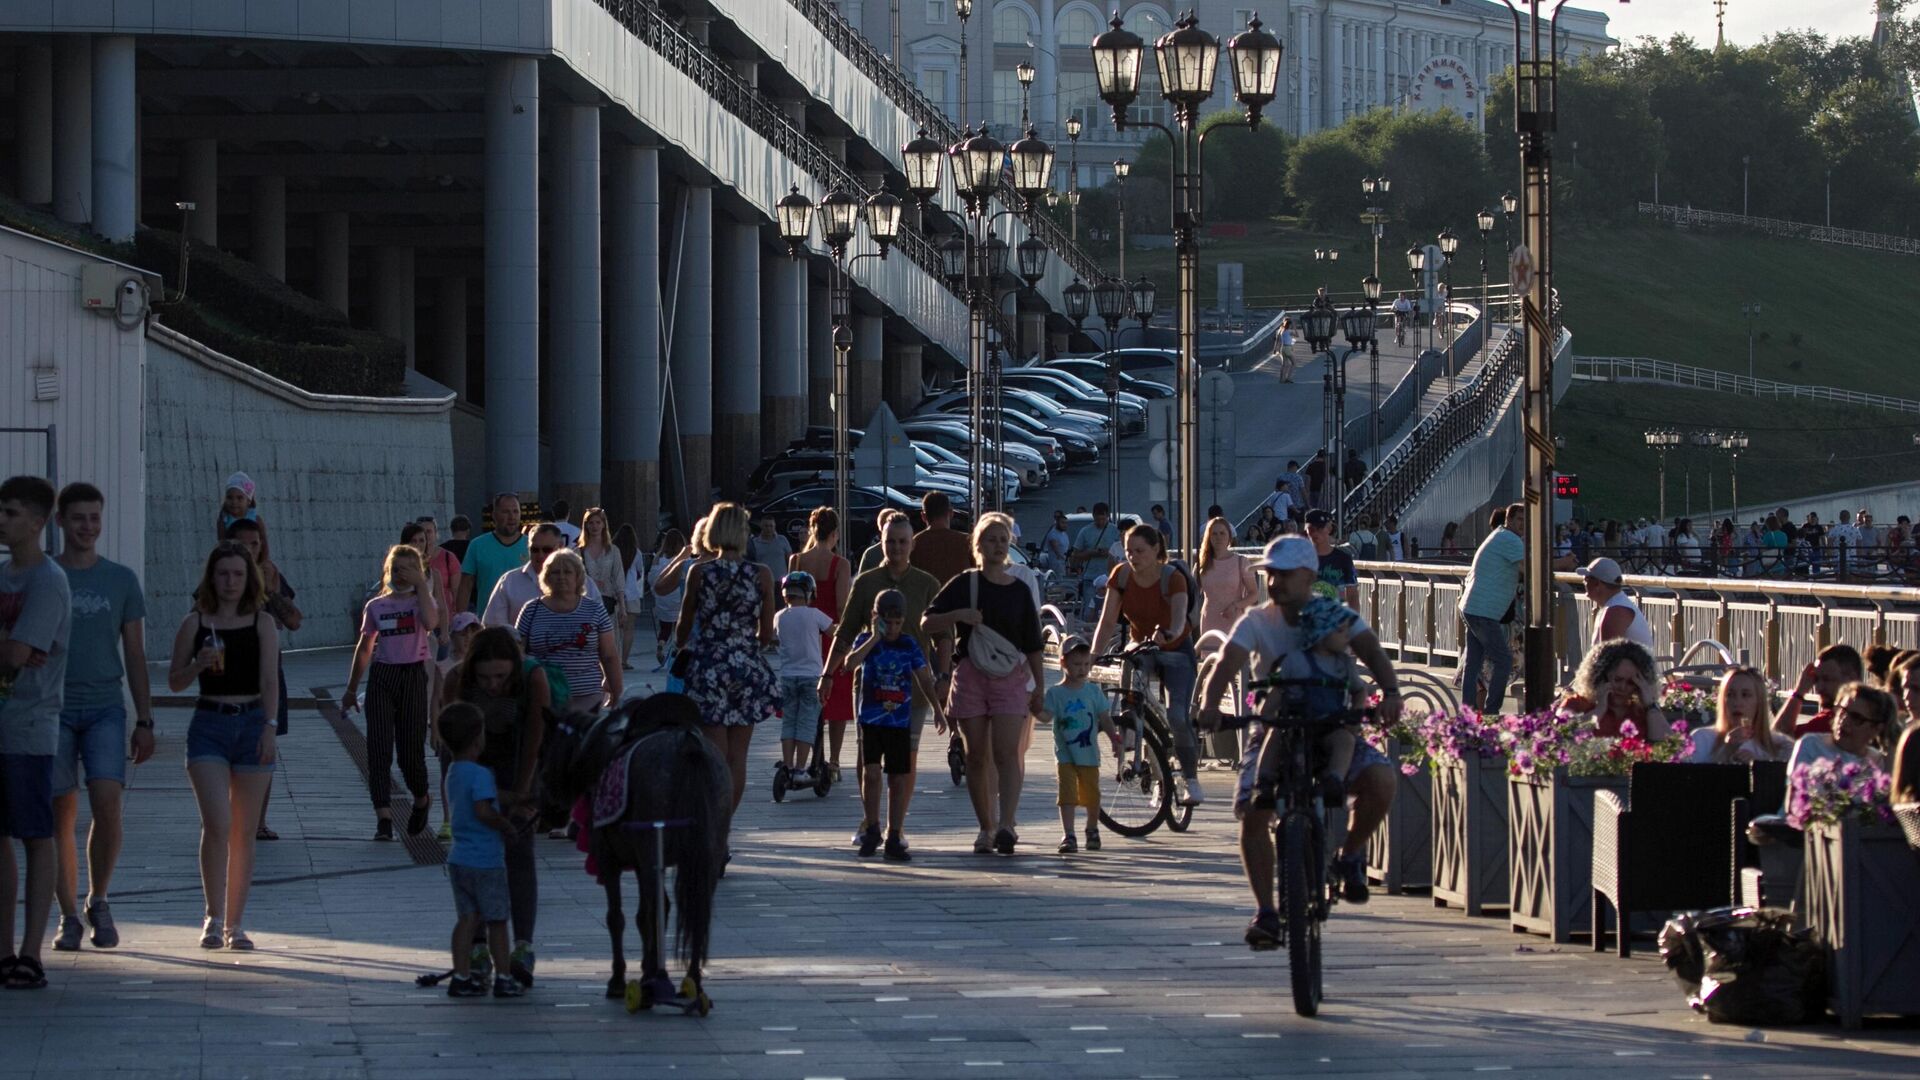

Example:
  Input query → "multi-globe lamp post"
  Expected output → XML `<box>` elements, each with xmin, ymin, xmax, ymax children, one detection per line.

<box><xmin>775</xmin><ymin>184</ymin><xmax>903</xmax><ymax>539</ymax></box>
<box><xmin>1359</xmin><ymin>176</ymin><xmax>1390</xmax><ymax>279</ymax></box>
<box><xmin>1065</xmin><ymin>114</ymin><xmax>1083</xmax><ymax>242</ymax></box>
<box><xmin>1644</xmin><ymin>427</ymin><xmax>1682</xmax><ymax>523</ymax></box>
<box><xmin>1361</xmin><ymin>273</ymin><xmax>1383</xmax><ymax>463</ymax></box>
<box><xmin>900</xmin><ymin>116</ymin><xmax>1055</xmax><ymax>513</ymax></box>
<box><xmin>1437</xmin><ymin>227</ymin><xmax>1459</xmax><ymax>386</ymax></box>
<box><xmin>1720</xmin><ymin>430</ymin><xmax>1749</xmax><ymax>518</ymax></box>
<box><xmin>1091</xmin><ymin>10</ymin><xmax>1283</xmax><ymax>559</ymax></box>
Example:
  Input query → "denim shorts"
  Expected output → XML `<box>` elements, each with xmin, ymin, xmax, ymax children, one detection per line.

<box><xmin>185</xmin><ymin>704</ymin><xmax>275</xmax><ymax>774</ymax></box>
<box><xmin>778</xmin><ymin>676</ymin><xmax>822</xmax><ymax>744</ymax></box>
<box><xmin>54</xmin><ymin>704</ymin><xmax>129</xmax><ymax>794</ymax></box>
<box><xmin>449</xmin><ymin>863</ymin><xmax>510</xmax><ymax>922</ymax></box>
<box><xmin>0</xmin><ymin>753</ymin><xmax>55</xmax><ymax>839</ymax></box>
<box><xmin>1234</xmin><ymin>725</ymin><xmax>1389</xmax><ymax>819</ymax></box>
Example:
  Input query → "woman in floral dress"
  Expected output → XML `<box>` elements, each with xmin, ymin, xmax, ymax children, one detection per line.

<box><xmin>674</xmin><ymin>502</ymin><xmax>777</xmax><ymax>815</ymax></box>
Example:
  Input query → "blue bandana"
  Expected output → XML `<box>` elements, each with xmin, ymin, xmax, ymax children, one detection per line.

<box><xmin>1299</xmin><ymin>596</ymin><xmax>1360</xmax><ymax>650</ymax></box>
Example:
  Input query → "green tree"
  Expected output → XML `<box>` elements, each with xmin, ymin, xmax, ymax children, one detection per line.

<box><xmin>1285</xmin><ymin>128</ymin><xmax>1370</xmax><ymax>230</ymax></box>
<box><xmin>1812</xmin><ymin>77</ymin><xmax>1920</xmax><ymax>232</ymax></box>
<box><xmin>1131</xmin><ymin>111</ymin><xmax>1297</xmax><ymax>222</ymax></box>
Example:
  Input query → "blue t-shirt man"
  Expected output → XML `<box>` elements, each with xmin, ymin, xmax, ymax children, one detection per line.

<box><xmin>2</xmin><ymin>555</ymin><xmax>72</xmax><ymax>758</ymax></box>
<box><xmin>854</xmin><ymin>632</ymin><xmax>928</xmax><ymax>729</ymax></box>
<box><xmin>1462</xmin><ymin>526</ymin><xmax>1525</xmax><ymax>620</ymax></box>
<box><xmin>1045</xmin><ymin>682</ymin><xmax>1111</xmax><ymax>768</ymax></box>
<box><xmin>446</xmin><ymin>760</ymin><xmax>504</xmax><ymax>869</ymax></box>
<box><xmin>59</xmin><ymin>559</ymin><xmax>144</xmax><ymax>711</ymax></box>
<box><xmin>1073</xmin><ymin>519</ymin><xmax>1120</xmax><ymax>583</ymax></box>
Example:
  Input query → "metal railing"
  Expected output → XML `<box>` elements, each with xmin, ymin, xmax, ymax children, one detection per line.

<box><xmin>594</xmin><ymin>1</ymin><xmax>953</xmax><ymax>296</ymax></box>
<box><xmin>1336</xmin><ymin>559</ymin><xmax>1920</xmax><ymax>688</ymax></box>
<box><xmin>1639</xmin><ymin>202</ymin><xmax>1920</xmax><ymax>257</ymax></box>
<box><xmin>782</xmin><ymin>0</ymin><xmax>1104</xmax><ymax>287</ymax></box>
<box><xmin>1573</xmin><ymin>356</ymin><xmax>1920</xmax><ymax>415</ymax></box>
<box><xmin>1340</xmin><ymin>301</ymin><xmax>1557</xmax><ymax>527</ymax></box>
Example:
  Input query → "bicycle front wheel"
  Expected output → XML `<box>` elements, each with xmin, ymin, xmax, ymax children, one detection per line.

<box><xmin>1099</xmin><ymin>713</ymin><xmax>1172</xmax><ymax>837</ymax></box>
<box><xmin>1281</xmin><ymin>812</ymin><xmax>1323</xmax><ymax>1017</ymax></box>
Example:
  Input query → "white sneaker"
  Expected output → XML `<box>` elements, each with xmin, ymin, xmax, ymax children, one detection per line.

<box><xmin>1178</xmin><ymin>775</ymin><xmax>1206</xmax><ymax>806</ymax></box>
<box><xmin>1172</xmin><ymin>775</ymin><xmax>1192</xmax><ymax>806</ymax></box>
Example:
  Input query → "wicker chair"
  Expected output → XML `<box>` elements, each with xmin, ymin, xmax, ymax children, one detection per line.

<box><xmin>1592</xmin><ymin>762</ymin><xmax>1753</xmax><ymax>957</ymax></box>
<box><xmin>1894</xmin><ymin>726</ymin><xmax>1919</xmax><ymax>849</ymax></box>
<box><xmin>1732</xmin><ymin>761</ymin><xmax>1791</xmax><ymax>907</ymax></box>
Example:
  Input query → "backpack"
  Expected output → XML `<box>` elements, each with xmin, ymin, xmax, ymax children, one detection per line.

<box><xmin>1116</xmin><ymin>561</ymin><xmax>1203</xmax><ymax>652</ymax></box>
<box><xmin>524</xmin><ymin>656</ymin><xmax>571</xmax><ymax>714</ymax></box>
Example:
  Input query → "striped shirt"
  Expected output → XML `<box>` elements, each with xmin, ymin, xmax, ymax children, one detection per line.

<box><xmin>514</xmin><ymin>595</ymin><xmax>612</xmax><ymax>702</ymax></box>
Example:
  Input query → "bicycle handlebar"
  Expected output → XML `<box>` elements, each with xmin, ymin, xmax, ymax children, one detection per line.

<box><xmin>1202</xmin><ymin>706</ymin><xmax>1376</xmax><ymax>733</ymax></box>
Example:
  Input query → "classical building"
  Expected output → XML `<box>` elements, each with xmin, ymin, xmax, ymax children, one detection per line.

<box><xmin>843</xmin><ymin>0</ymin><xmax>1615</xmax><ymax>188</ymax></box>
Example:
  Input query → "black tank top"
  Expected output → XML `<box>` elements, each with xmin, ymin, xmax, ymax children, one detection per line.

<box><xmin>194</xmin><ymin>616</ymin><xmax>262</xmax><ymax>697</ymax></box>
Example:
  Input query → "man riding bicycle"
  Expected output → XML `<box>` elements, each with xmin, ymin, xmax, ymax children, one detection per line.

<box><xmin>1391</xmin><ymin>292</ymin><xmax>1414</xmax><ymax>346</ymax></box>
<box><xmin>1196</xmin><ymin>537</ymin><xmax>1403</xmax><ymax>950</ymax></box>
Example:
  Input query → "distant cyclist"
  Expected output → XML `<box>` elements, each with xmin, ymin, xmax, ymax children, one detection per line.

<box><xmin>1195</xmin><ymin>537</ymin><xmax>1402</xmax><ymax>950</ymax></box>
<box><xmin>1391</xmin><ymin>293</ymin><xmax>1414</xmax><ymax>347</ymax></box>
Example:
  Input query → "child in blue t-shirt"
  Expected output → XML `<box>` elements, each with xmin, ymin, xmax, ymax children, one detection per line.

<box><xmin>439</xmin><ymin>703</ymin><xmax>524</xmax><ymax>1000</ymax></box>
<box><xmin>1039</xmin><ymin>637</ymin><xmax>1119</xmax><ymax>854</ymax></box>
<box><xmin>837</xmin><ymin>590</ymin><xmax>944</xmax><ymax>861</ymax></box>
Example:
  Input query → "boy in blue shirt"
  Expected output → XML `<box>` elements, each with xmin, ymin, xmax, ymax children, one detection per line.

<box><xmin>1040</xmin><ymin>637</ymin><xmax>1120</xmax><ymax>854</ymax></box>
<box><xmin>438</xmin><ymin>703</ymin><xmax>525</xmax><ymax>999</ymax></box>
<box><xmin>837</xmin><ymin>590</ymin><xmax>944</xmax><ymax>860</ymax></box>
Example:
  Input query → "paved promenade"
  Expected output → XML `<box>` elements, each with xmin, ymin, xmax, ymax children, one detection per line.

<box><xmin>4</xmin><ymin>649</ymin><xmax>1915</xmax><ymax>1079</ymax></box>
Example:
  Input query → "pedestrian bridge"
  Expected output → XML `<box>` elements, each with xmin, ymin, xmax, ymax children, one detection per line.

<box><xmin>0</xmin><ymin>0</ymin><xmax>1096</xmax><ymax>530</ymax></box>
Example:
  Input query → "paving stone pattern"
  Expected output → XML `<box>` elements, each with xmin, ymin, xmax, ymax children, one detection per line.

<box><xmin>4</xmin><ymin>649</ymin><xmax>1915</xmax><ymax>1079</ymax></box>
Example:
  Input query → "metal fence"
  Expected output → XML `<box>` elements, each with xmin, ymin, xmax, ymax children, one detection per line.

<box><xmin>1638</xmin><ymin>202</ymin><xmax>1920</xmax><ymax>257</ymax></box>
<box><xmin>1573</xmin><ymin>356</ymin><xmax>1920</xmax><ymax>415</ymax></box>
<box><xmin>782</xmin><ymin>0</ymin><xmax>1104</xmax><ymax>287</ymax></box>
<box><xmin>1341</xmin><ymin>560</ymin><xmax>1920</xmax><ymax>686</ymax></box>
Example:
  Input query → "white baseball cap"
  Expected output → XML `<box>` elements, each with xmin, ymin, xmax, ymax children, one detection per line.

<box><xmin>1577</xmin><ymin>557</ymin><xmax>1624</xmax><ymax>587</ymax></box>
<box><xmin>1258</xmin><ymin>536</ymin><xmax>1318</xmax><ymax>573</ymax></box>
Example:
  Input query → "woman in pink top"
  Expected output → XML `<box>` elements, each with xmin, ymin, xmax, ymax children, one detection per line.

<box><xmin>1195</xmin><ymin>515</ymin><xmax>1258</xmax><ymax>641</ymax></box>
<box><xmin>342</xmin><ymin>545</ymin><xmax>441</xmax><ymax>841</ymax></box>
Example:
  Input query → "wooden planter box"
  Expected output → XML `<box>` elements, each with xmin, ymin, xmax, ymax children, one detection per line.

<box><xmin>1366</xmin><ymin>739</ymin><xmax>1432</xmax><ymax>894</ymax></box>
<box><xmin>1509</xmin><ymin>770</ymin><xmax>1629</xmax><ymax>942</ymax></box>
<box><xmin>1431</xmin><ymin>752</ymin><xmax>1510</xmax><ymax>914</ymax></box>
<box><xmin>1803</xmin><ymin>820</ymin><xmax>1920</xmax><ymax>1029</ymax></box>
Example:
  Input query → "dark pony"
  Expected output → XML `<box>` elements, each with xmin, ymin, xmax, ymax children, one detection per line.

<box><xmin>542</xmin><ymin>693</ymin><xmax>729</xmax><ymax>1007</ymax></box>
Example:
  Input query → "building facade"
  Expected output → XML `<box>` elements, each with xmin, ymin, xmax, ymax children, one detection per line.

<box><xmin>850</xmin><ymin>0</ymin><xmax>1615</xmax><ymax>189</ymax></box>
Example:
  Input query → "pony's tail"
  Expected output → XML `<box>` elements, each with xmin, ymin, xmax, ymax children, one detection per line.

<box><xmin>671</xmin><ymin>729</ymin><xmax>723</xmax><ymax>969</ymax></box>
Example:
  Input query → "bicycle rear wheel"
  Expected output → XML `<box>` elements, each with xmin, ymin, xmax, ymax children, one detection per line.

<box><xmin>1281</xmin><ymin>812</ymin><xmax>1323</xmax><ymax>1017</ymax></box>
<box><xmin>1098</xmin><ymin>713</ymin><xmax>1172</xmax><ymax>837</ymax></box>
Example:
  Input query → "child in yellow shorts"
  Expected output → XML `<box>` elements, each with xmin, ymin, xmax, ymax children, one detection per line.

<box><xmin>1040</xmin><ymin>637</ymin><xmax>1121</xmax><ymax>854</ymax></box>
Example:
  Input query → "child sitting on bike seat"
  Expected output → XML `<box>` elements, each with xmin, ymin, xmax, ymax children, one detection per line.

<box><xmin>1273</xmin><ymin>597</ymin><xmax>1367</xmax><ymax>790</ymax></box>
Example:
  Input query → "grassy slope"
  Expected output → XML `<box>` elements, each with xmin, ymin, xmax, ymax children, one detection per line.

<box><xmin>1109</xmin><ymin>220</ymin><xmax>1920</xmax><ymax>521</ymax></box>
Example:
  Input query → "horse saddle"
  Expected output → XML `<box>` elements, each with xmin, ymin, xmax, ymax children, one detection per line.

<box><xmin>571</xmin><ymin>692</ymin><xmax>703</xmax><ymax>798</ymax></box>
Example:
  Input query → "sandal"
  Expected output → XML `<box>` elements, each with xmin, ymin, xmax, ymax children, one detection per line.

<box><xmin>256</xmin><ymin>825</ymin><xmax>279</xmax><ymax>841</ymax></box>
<box><xmin>224</xmin><ymin>928</ymin><xmax>255</xmax><ymax>951</ymax></box>
<box><xmin>2</xmin><ymin>955</ymin><xmax>47</xmax><ymax>989</ymax></box>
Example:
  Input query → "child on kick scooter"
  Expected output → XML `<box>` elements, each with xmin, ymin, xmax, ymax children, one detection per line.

<box><xmin>772</xmin><ymin>572</ymin><xmax>833</xmax><ymax>782</ymax></box>
<box><xmin>838</xmin><ymin>590</ymin><xmax>944</xmax><ymax>860</ymax></box>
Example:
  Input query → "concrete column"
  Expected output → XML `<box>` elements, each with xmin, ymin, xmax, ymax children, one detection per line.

<box><xmin>883</xmin><ymin>343</ymin><xmax>922</xmax><ymax>415</ymax></box>
<box><xmin>808</xmin><ymin>280</ymin><xmax>833</xmax><ymax>427</ymax></box>
<box><xmin>15</xmin><ymin>40</ymin><xmax>53</xmax><ymax>205</ymax></box>
<box><xmin>671</xmin><ymin>183</ymin><xmax>715</xmax><ymax>514</ymax></box>
<box><xmin>434</xmin><ymin>276</ymin><xmax>469</xmax><ymax>397</ymax></box>
<box><xmin>315</xmin><ymin>211</ymin><xmax>350</xmax><ymax>315</ymax></box>
<box><xmin>852</xmin><ymin>313</ymin><xmax>884</xmax><ymax>424</ymax></box>
<box><xmin>1377</xmin><ymin>25</ymin><xmax>1390</xmax><ymax>109</ymax></box>
<box><xmin>1019</xmin><ymin>309</ymin><xmax>1047</xmax><ymax>362</ymax></box>
<box><xmin>1322</xmin><ymin>16</ymin><xmax>1339</xmax><ymax>129</ymax></box>
<box><xmin>606</xmin><ymin>144</ymin><xmax>662</xmax><ymax>545</ymax></box>
<box><xmin>550</xmin><ymin>104</ymin><xmax>603</xmax><ymax>512</ymax></box>
<box><xmin>713</xmin><ymin>220</ymin><xmax>761</xmax><ymax>498</ymax></box>
<box><xmin>249</xmin><ymin>175</ymin><xmax>286</xmax><ymax>280</ymax></box>
<box><xmin>372</xmin><ymin>246</ymin><xmax>416</xmax><ymax>368</ymax></box>
<box><xmin>1036</xmin><ymin>0</ymin><xmax>1058</xmax><ymax>137</ymax></box>
<box><xmin>181</xmin><ymin>139</ymin><xmax>218</xmax><ymax>246</ymax></box>
<box><xmin>485</xmin><ymin>56</ymin><xmax>542</xmax><ymax>500</ymax></box>
<box><xmin>52</xmin><ymin>35</ymin><xmax>91</xmax><ymax>225</ymax></box>
<box><xmin>544</xmin><ymin>106</ymin><xmax>574</xmax><ymax>462</ymax></box>
<box><xmin>684</xmin><ymin>16</ymin><xmax>710</xmax><ymax>45</ymax></box>
<box><xmin>1295</xmin><ymin>9</ymin><xmax>1313</xmax><ymax>136</ymax></box>
<box><xmin>90</xmin><ymin>35</ymin><xmax>137</xmax><ymax>242</ymax></box>
<box><xmin>761</xmin><ymin>251</ymin><xmax>807</xmax><ymax>456</ymax></box>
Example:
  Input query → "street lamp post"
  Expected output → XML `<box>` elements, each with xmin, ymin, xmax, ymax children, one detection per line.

<box><xmin>1092</xmin><ymin>10</ymin><xmax>1282</xmax><ymax>560</ymax></box>
<box><xmin>1438</xmin><ymin>227</ymin><xmax>1459</xmax><ymax>392</ymax></box>
<box><xmin>775</xmin><ymin>184</ymin><xmax>902</xmax><ymax>541</ymax></box>
<box><xmin>1362</xmin><ymin>274</ymin><xmax>1383</xmax><ymax>463</ymax></box>
<box><xmin>1360</xmin><ymin>176</ymin><xmax>1390</xmax><ymax>279</ymax></box>
<box><xmin>1303</xmin><ymin>298</ymin><xmax>1342</xmax><ymax>527</ymax></box>
<box><xmin>1065</xmin><ymin>114</ymin><xmax>1082</xmax><ymax>242</ymax></box>
<box><xmin>1475</xmin><ymin>207</ymin><xmax>1495</xmax><ymax>314</ymax></box>
<box><xmin>1499</xmin><ymin>189</ymin><xmax>1517</xmax><ymax>314</ymax></box>
<box><xmin>1720</xmin><ymin>430</ymin><xmax>1748</xmax><ymax>517</ymax></box>
<box><xmin>1689</xmin><ymin>429</ymin><xmax>1719</xmax><ymax>519</ymax></box>
<box><xmin>1643</xmin><ymin>428</ymin><xmax>1679</xmax><ymax>524</ymax></box>
<box><xmin>956</xmin><ymin>0</ymin><xmax>972</xmax><ymax>126</ymax></box>
<box><xmin>1114</xmin><ymin>159</ymin><xmax>1130</xmax><ymax>278</ymax></box>
<box><xmin>1405</xmin><ymin>243</ymin><xmax>1427</xmax><ymax>369</ymax></box>
<box><xmin>1742</xmin><ymin>301</ymin><xmax>1762</xmax><ymax>381</ymax></box>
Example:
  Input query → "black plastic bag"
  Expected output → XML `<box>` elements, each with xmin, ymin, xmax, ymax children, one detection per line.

<box><xmin>1659</xmin><ymin>906</ymin><xmax>1825</xmax><ymax>1026</ymax></box>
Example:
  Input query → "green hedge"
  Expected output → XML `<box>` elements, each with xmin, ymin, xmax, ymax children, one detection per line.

<box><xmin>0</xmin><ymin>196</ymin><xmax>405</xmax><ymax>397</ymax></box>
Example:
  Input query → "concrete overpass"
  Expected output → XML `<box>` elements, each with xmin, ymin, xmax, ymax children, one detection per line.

<box><xmin>0</xmin><ymin>0</ymin><xmax>1097</xmax><ymax>531</ymax></box>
